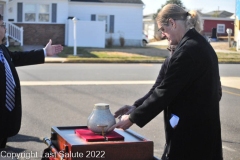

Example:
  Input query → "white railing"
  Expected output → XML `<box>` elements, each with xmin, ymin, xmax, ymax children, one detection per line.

<box><xmin>6</xmin><ymin>22</ymin><xmax>24</xmax><ymax>46</ymax></box>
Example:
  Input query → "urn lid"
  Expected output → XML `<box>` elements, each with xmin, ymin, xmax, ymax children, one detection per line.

<box><xmin>94</xmin><ymin>103</ymin><xmax>109</xmax><ymax>109</ymax></box>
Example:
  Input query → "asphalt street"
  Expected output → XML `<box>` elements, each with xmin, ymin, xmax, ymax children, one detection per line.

<box><xmin>1</xmin><ymin>63</ymin><xmax>239</xmax><ymax>160</ymax></box>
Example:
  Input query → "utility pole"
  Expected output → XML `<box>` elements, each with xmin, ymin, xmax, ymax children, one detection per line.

<box><xmin>72</xmin><ymin>17</ymin><xmax>77</xmax><ymax>56</ymax></box>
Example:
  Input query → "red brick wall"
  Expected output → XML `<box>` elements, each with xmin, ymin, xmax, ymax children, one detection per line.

<box><xmin>14</xmin><ymin>23</ymin><xmax>65</xmax><ymax>45</ymax></box>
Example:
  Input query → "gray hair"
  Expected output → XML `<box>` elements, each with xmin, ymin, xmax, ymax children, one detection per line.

<box><xmin>156</xmin><ymin>4</ymin><xmax>203</xmax><ymax>33</ymax></box>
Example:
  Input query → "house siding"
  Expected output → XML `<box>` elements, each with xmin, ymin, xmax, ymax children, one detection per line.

<box><xmin>14</xmin><ymin>23</ymin><xmax>65</xmax><ymax>45</ymax></box>
<box><xmin>203</xmin><ymin>20</ymin><xmax>234</xmax><ymax>37</ymax></box>
<box><xmin>68</xmin><ymin>2</ymin><xmax>143</xmax><ymax>46</ymax></box>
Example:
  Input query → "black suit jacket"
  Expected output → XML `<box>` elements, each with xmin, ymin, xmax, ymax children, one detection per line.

<box><xmin>0</xmin><ymin>44</ymin><xmax>44</xmax><ymax>138</ymax></box>
<box><xmin>130</xmin><ymin>29</ymin><xmax>223</xmax><ymax>160</ymax></box>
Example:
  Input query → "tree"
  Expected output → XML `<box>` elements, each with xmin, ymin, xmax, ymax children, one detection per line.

<box><xmin>153</xmin><ymin>0</ymin><xmax>185</xmax><ymax>19</ymax></box>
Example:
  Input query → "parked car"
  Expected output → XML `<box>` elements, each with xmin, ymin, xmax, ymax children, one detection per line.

<box><xmin>142</xmin><ymin>33</ymin><xmax>149</xmax><ymax>47</ymax></box>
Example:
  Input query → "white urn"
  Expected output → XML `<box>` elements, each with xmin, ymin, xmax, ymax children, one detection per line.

<box><xmin>87</xmin><ymin>103</ymin><xmax>116</xmax><ymax>134</ymax></box>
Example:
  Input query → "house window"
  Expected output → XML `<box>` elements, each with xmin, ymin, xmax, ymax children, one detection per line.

<box><xmin>98</xmin><ymin>15</ymin><xmax>108</xmax><ymax>32</ymax></box>
<box><xmin>24</xmin><ymin>4</ymin><xmax>50</xmax><ymax>22</ymax></box>
<box><xmin>39</xmin><ymin>4</ymin><xmax>50</xmax><ymax>22</ymax></box>
<box><xmin>217</xmin><ymin>24</ymin><xmax>225</xmax><ymax>34</ymax></box>
<box><xmin>24</xmin><ymin>4</ymin><xmax>36</xmax><ymax>22</ymax></box>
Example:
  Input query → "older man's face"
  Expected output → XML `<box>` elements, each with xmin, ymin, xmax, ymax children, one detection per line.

<box><xmin>157</xmin><ymin>18</ymin><xmax>179</xmax><ymax>45</ymax></box>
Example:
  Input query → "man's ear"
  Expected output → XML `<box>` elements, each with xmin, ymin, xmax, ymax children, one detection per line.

<box><xmin>169</xmin><ymin>18</ymin><xmax>176</xmax><ymax>29</ymax></box>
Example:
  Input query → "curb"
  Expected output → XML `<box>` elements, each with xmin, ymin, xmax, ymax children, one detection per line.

<box><xmin>45</xmin><ymin>57</ymin><xmax>240</xmax><ymax>64</ymax></box>
<box><xmin>45</xmin><ymin>57</ymin><xmax>168</xmax><ymax>63</ymax></box>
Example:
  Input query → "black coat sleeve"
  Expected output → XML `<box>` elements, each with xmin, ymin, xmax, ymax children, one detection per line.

<box><xmin>129</xmin><ymin>51</ymin><xmax>195</xmax><ymax>127</ymax></box>
<box><xmin>2</xmin><ymin>45</ymin><xmax>45</xmax><ymax>67</ymax></box>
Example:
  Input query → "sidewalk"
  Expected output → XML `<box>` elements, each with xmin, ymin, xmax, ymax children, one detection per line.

<box><xmin>22</xmin><ymin>45</ymin><xmax>44</xmax><ymax>51</ymax></box>
<box><xmin>45</xmin><ymin>57</ymin><xmax>67</xmax><ymax>63</ymax></box>
<box><xmin>221</xmin><ymin>77</ymin><xmax>240</xmax><ymax>90</ymax></box>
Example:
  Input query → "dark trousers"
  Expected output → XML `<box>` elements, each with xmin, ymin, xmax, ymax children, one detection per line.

<box><xmin>0</xmin><ymin>137</ymin><xmax>7</xmax><ymax>148</ymax></box>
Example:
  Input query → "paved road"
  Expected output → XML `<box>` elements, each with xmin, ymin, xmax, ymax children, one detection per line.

<box><xmin>1</xmin><ymin>63</ymin><xmax>240</xmax><ymax>160</ymax></box>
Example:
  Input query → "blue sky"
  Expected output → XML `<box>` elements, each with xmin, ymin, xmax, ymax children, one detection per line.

<box><xmin>142</xmin><ymin>0</ymin><xmax>236</xmax><ymax>15</ymax></box>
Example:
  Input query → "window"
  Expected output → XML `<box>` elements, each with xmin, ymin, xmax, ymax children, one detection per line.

<box><xmin>24</xmin><ymin>4</ymin><xmax>36</xmax><ymax>22</ymax></box>
<box><xmin>92</xmin><ymin>14</ymin><xmax>114</xmax><ymax>33</ymax></box>
<box><xmin>217</xmin><ymin>24</ymin><xmax>225</xmax><ymax>34</ymax></box>
<box><xmin>24</xmin><ymin>4</ymin><xmax>50</xmax><ymax>22</ymax></box>
<box><xmin>39</xmin><ymin>4</ymin><xmax>50</xmax><ymax>22</ymax></box>
<box><xmin>98</xmin><ymin>15</ymin><xmax>108</xmax><ymax>32</ymax></box>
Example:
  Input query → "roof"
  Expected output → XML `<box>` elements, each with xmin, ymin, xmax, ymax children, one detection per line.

<box><xmin>201</xmin><ymin>10</ymin><xmax>234</xmax><ymax>18</ymax></box>
<box><xmin>69</xmin><ymin>0</ymin><xmax>144</xmax><ymax>4</ymax></box>
<box><xmin>143</xmin><ymin>13</ymin><xmax>154</xmax><ymax>19</ymax></box>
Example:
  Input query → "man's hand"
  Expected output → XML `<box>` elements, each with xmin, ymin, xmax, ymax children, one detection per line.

<box><xmin>108</xmin><ymin>115</ymin><xmax>133</xmax><ymax>132</ymax></box>
<box><xmin>44</xmin><ymin>39</ymin><xmax>63</xmax><ymax>56</ymax></box>
<box><xmin>113</xmin><ymin>105</ymin><xmax>136</xmax><ymax>118</ymax></box>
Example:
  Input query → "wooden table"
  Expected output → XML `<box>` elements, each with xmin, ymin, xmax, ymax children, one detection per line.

<box><xmin>43</xmin><ymin>126</ymin><xmax>158</xmax><ymax>160</ymax></box>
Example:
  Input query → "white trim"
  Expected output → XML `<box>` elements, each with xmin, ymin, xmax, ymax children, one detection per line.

<box><xmin>143</xmin><ymin>18</ymin><xmax>154</xmax><ymax>22</ymax></box>
<box><xmin>97</xmin><ymin>14</ymin><xmax>109</xmax><ymax>33</ymax></box>
<box><xmin>68</xmin><ymin>1</ymin><xmax>143</xmax><ymax>7</ymax></box>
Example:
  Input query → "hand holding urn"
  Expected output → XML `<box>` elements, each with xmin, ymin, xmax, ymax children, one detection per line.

<box><xmin>87</xmin><ymin>103</ymin><xmax>116</xmax><ymax>134</ymax></box>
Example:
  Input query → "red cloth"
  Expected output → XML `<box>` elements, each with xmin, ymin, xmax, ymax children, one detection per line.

<box><xmin>75</xmin><ymin>128</ymin><xmax>124</xmax><ymax>142</ymax></box>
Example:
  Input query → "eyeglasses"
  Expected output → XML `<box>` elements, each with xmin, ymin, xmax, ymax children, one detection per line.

<box><xmin>158</xmin><ymin>18</ymin><xmax>175</xmax><ymax>33</ymax></box>
<box><xmin>158</xmin><ymin>20</ymin><xmax>170</xmax><ymax>33</ymax></box>
<box><xmin>0</xmin><ymin>23</ymin><xmax>6</xmax><ymax>28</ymax></box>
<box><xmin>158</xmin><ymin>26</ymin><xmax>165</xmax><ymax>33</ymax></box>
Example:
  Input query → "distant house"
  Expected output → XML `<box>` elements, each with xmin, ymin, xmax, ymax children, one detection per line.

<box><xmin>143</xmin><ymin>13</ymin><xmax>165</xmax><ymax>40</ymax></box>
<box><xmin>235</xmin><ymin>0</ymin><xmax>240</xmax><ymax>51</ymax></box>
<box><xmin>143</xmin><ymin>14</ymin><xmax>156</xmax><ymax>40</ymax></box>
<box><xmin>143</xmin><ymin>10</ymin><xmax>235</xmax><ymax>41</ymax></box>
<box><xmin>199</xmin><ymin>10</ymin><xmax>235</xmax><ymax>37</ymax></box>
<box><xmin>0</xmin><ymin>0</ymin><xmax>144</xmax><ymax>47</ymax></box>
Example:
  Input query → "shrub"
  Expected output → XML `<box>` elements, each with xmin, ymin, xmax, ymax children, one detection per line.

<box><xmin>119</xmin><ymin>36</ymin><xmax>125</xmax><ymax>47</ymax></box>
<box><xmin>106</xmin><ymin>36</ymin><xmax>113</xmax><ymax>47</ymax></box>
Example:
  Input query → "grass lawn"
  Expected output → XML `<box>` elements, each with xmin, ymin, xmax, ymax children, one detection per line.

<box><xmin>56</xmin><ymin>46</ymin><xmax>167</xmax><ymax>62</ymax></box>
<box><xmin>216</xmin><ymin>52</ymin><xmax>240</xmax><ymax>63</ymax></box>
<box><xmin>7</xmin><ymin>45</ymin><xmax>240</xmax><ymax>63</ymax></box>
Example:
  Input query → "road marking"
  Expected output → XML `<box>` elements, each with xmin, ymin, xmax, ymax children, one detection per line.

<box><xmin>19</xmin><ymin>77</ymin><xmax>240</xmax><ymax>91</ymax></box>
<box><xmin>222</xmin><ymin>145</ymin><xmax>236</xmax><ymax>152</ymax></box>
<box><xmin>20</xmin><ymin>81</ymin><xmax>155</xmax><ymax>86</ymax></box>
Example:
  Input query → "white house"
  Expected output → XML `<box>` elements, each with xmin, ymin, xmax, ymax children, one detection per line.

<box><xmin>143</xmin><ymin>13</ymin><xmax>156</xmax><ymax>40</ymax></box>
<box><xmin>0</xmin><ymin>0</ymin><xmax>144</xmax><ymax>48</ymax></box>
<box><xmin>143</xmin><ymin>13</ymin><xmax>163</xmax><ymax>40</ymax></box>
